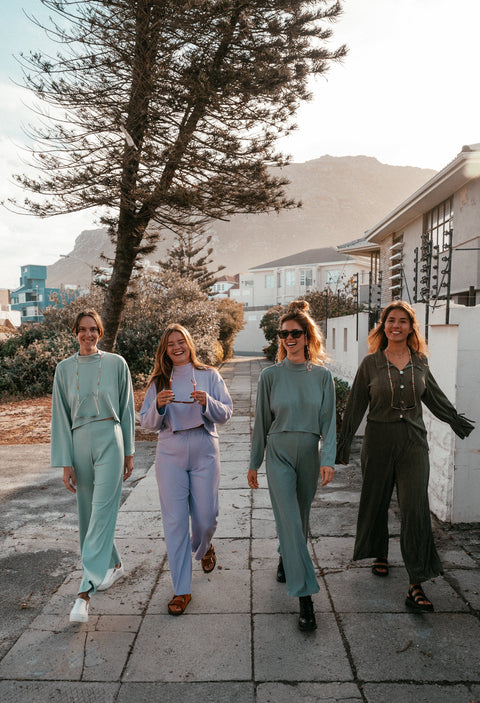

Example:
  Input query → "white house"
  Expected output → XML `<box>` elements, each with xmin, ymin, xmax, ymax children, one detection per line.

<box><xmin>209</xmin><ymin>275</ymin><xmax>239</xmax><ymax>299</ymax></box>
<box><xmin>231</xmin><ymin>247</ymin><xmax>371</xmax><ymax>353</ymax></box>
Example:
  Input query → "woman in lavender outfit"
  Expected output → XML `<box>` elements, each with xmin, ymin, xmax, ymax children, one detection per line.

<box><xmin>140</xmin><ymin>324</ymin><xmax>232</xmax><ymax>615</ymax></box>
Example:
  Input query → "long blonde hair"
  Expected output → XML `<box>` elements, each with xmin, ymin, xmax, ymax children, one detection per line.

<box><xmin>367</xmin><ymin>300</ymin><xmax>428</xmax><ymax>356</ymax></box>
<box><xmin>147</xmin><ymin>324</ymin><xmax>208</xmax><ymax>391</ymax></box>
<box><xmin>277</xmin><ymin>300</ymin><xmax>327</xmax><ymax>365</ymax></box>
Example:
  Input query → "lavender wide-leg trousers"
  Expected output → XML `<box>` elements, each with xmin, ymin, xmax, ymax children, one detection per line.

<box><xmin>155</xmin><ymin>426</ymin><xmax>220</xmax><ymax>595</ymax></box>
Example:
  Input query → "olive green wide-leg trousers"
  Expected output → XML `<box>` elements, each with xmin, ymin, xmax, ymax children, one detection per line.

<box><xmin>354</xmin><ymin>421</ymin><xmax>443</xmax><ymax>584</ymax></box>
<box><xmin>72</xmin><ymin>420</ymin><xmax>124</xmax><ymax>595</ymax></box>
<box><xmin>265</xmin><ymin>431</ymin><xmax>320</xmax><ymax>597</ymax></box>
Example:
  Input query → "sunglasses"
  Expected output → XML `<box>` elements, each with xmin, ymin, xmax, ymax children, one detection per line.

<box><xmin>277</xmin><ymin>329</ymin><xmax>304</xmax><ymax>339</ymax></box>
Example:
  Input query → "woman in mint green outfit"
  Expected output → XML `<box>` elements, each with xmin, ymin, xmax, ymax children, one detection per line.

<box><xmin>51</xmin><ymin>309</ymin><xmax>135</xmax><ymax>623</ymax></box>
<box><xmin>247</xmin><ymin>300</ymin><xmax>336</xmax><ymax>631</ymax></box>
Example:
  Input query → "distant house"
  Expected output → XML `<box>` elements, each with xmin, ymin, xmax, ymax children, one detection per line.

<box><xmin>209</xmin><ymin>274</ymin><xmax>239</xmax><ymax>299</ymax></box>
<box><xmin>10</xmin><ymin>265</ymin><xmax>76</xmax><ymax>324</ymax></box>
<box><xmin>0</xmin><ymin>320</ymin><xmax>19</xmax><ymax>341</ymax></box>
<box><xmin>231</xmin><ymin>247</ymin><xmax>370</xmax><ymax>353</ymax></box>
<box><xmin>231</xmin><ymin>247</ymin><xmax>370</xmax><ymax>309</ymax></box>
<box><xmin>0</xmin><ymin>289</ymin><xmax>21</xmax><ymax>329</ymax></box>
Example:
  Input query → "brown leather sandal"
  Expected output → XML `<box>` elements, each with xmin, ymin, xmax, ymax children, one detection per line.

<box><xmin>201</xmin><ymin>544</ymin><xmax>216</xmax><ymax>573</ymax></box>
<box><xmin>168</xmin><ymin>593</ymin><xmax>191</xmax><ymax>616</ymax></box>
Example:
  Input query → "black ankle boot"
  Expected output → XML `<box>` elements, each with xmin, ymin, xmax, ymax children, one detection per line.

<box><xmin>276</xmin><ymin>556</ymin><xmax>286</xmax><ymax>583</ymax></box>
<box><xmin>298</xmin><ymin>595</ymin><xmax>317</xmax><ymax>631</ymax></box>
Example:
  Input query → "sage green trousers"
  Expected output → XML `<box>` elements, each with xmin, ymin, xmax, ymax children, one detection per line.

<box><xmin>354</xmin><ymin>421</ymin><xmax>443</xmax><ymax>584</ymax></box>
<box><xmin>72</xmin><ymin>420</ymin><xmax>124</xmax><ymax>595</ymax></box>
<box><xmin>266</xmin><ymin>431</ymin><xmax>320</xmax><ymax>597</ymax></box>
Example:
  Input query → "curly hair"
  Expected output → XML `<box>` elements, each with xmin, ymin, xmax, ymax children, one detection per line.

<box><xmin>367</xmin><ymin>300</ymin><xmax>428</xmax><ymax>356</ymax></box>
<box><xmin>147</xmin><ymin>323</ymin><xmax>209</xmax><ymax>391</ymax></box>
<box><xmin>277</xmin><ymin>300</ymin><xmax>327</xmax><ymax>365</ymax></box>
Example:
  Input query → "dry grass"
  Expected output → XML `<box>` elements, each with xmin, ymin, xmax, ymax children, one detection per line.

<box><xmin>0</xmin><ymin>390</ymin><xmax>157</xmax><ymax>445</ymax></box>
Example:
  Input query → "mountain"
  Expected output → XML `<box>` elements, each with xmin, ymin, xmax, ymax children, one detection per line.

<box><xmin>46</xmin><ymin>155</ymin><xmax>436</xmax><ymax>287</ymax></box>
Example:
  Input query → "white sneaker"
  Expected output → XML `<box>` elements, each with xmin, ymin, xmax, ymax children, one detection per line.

<box><xmin>97</xmin><ymin>564</ymin><xmax>125</xmax><ymax>591</ymax></box>
<box><xmin>69</xmin><ymin>598</ymin><xmax>89</xmax><ymax>623</ymax></box>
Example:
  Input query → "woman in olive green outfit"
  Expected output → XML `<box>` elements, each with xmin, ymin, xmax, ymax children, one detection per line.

<box><xmin>337</xmin><ymin>301</ymin><xmax>474</xmax><ymax>612</ymax></box>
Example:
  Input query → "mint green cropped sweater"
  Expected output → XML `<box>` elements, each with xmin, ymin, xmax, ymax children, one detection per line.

<box><xmin>249</xmin><ymin>359</ymin><xmax>337</xmax><ymax>471</ymax></box>
<box><xmin>51</xmin><ymin>351</ymin><xmax>135</xmax><ymax>467</ymax></box>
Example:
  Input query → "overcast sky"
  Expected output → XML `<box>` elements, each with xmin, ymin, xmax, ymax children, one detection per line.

<box><xmin>1</xmin><ymin>0</ymin><xmax>480</xmax><ymax>290</ymax></box>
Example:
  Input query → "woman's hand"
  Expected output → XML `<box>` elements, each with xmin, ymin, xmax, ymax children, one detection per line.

<box><xmin>156</xmin><ymin>389</ymin><xmax>174</xmax><ymax>408</ymax></box>
<box><xmin>63</xmin><ymin>466</ymin><xmax>76</xmax><ymax>493</ymax></box>
<box><xmin>320</xmin><ymin>465</ymin><xmax>335</xmax><ymax>487</ymax></box>
<box><xmin>247</xmin><ymin>469</ymin><xmax>259</xmax><ymax>489</ymax></box>
<box><xmin>191</xmin><ymin>389</ymin><xmax>207</xmax><ymax>406</ymax></box>
<box><xmin>123</xmin><ymin>455</ymin><xmax>134</xmax><ymax>481</ymax></box>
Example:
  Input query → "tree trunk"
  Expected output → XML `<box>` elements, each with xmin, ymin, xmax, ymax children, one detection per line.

<box><xmin>100</xmin><ymin>220</ymin><xmax>145</xmax><ymax>351</ymax></box>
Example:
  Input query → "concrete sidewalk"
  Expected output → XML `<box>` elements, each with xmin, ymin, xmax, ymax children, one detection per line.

<box><xmin>0</xmin><ymin>356</ymin><xmax>480</xmax><ymax>703</ymax></box>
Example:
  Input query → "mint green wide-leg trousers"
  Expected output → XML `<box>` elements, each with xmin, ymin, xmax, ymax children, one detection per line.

<box><xmin>72</xmin><ymin>420</ymin><xmax>124</xmax><ymax>595</ymax></box>
<box><xmin>265</xmin><ymin>431</ymin><xmax>320</xmax><ymax>597</ymax></box>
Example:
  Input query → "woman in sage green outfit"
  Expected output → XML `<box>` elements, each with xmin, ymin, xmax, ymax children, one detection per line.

<box><xmin>247</xmin><ymin>300</ymin><xmax>336</xmax><ymax>631</ymax></box>
<box><xmin>336</xmin><ymin>300</ymin><xmax>474</xmax><ymax>612</ymax></box>
<box><xmin>51</xmin><ymin>309</ymin><xmax>135</xmax><ymax>623</ymax></box>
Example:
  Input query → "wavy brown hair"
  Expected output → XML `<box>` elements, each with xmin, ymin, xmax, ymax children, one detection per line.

<box><xmin>367</xmin><ymin>300</ymin><xmax>428</xmax><ymax>356</ymax></box>
<box><xmin>277</xmin><ymin>300</ymin><xmax>327</xmax><ymax>365</ymax></box>
<box><xmin>147</xmin><ymin>323</ymin><xmax>209</xmax><ymax>391</ymax></box>
<box><xmin>72</xmin><ymin>309</ymin><xmax>104</xmax><ymax>338</ymax></box>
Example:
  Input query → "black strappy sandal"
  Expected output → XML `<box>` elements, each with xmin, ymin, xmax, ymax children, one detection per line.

<box><xmin>371</xmin><ymin>557</ymin><xmax>389</xmax><ymax>577</ymax></box>
<box><xmin>405</xmin><ymin>584</ymin><xmax>434</xmax><ymax>612</ymax></box>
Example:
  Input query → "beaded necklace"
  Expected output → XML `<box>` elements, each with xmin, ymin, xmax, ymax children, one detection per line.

<box><xmin>75</xmin><ymin>351</ymin><xmax>102</xmax><ymax>417</ymax></box>
<box><xmin>385</xmin><ymin>347</ymin><xmax>417</xmax><ymax>411</ymax></box>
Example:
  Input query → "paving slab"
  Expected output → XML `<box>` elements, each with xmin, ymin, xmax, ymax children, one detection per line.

<box><xmin>147</xmin><ymin>567</ymin><xmax>250</xmax><ymax>614</ymax></box>
<box><xmin>125</xmin><ymin>613</ymin><xmax>251</xmax><ymax>682</ymax></box>
<box><xmin>256</xmin><ymin>681</ymin><xmax>363</xmax><ymax>702</ymax></box>
<box><xmin>309</xmin><ymin>506</ymin><xmax>361</xmax><ymax>537</ymax></box>
<box><xmin>116</xmin><ymin>681</ymin><xmax>255</xmax><ymax>703</ymax></box>
<box><xmin>342</xmin><ymin>612</ymin><xmax>480</xmax><ymax>681</ymax></box>
<box><xmin>251</xmin><ymin>537</ymin><xmax>316</xmax><ymax>571</ymax></box>
<box><xmin>253</xmin><ymin>613</ymin><xmax>352</xmax><ymax>682</ymax></box>
<box><xmin>362</xmin><ymin>683</ymin><xmax>477</xmax><ymax>703</ymax></box>
<box><xmin>0</xmin><ymin>681</ymin><xmax>120</xmax><ymax>702</ymax></box>
<box><xmin>325</xmin><ymin>570</ymin><xmax>469</xmax><ymax>613</ymax></box>
<box><xmin>0</xmin><ymin>627</ymin><xmax>86</xmax><ymax>680</ymax></box>
<box><xmin>114</xmin><ymin>510</ymin><xmax>164</xmax><ymax>538</ymax></box>
<box><xmin>215</xmin><ymin>489</ymin><xmax>251</xmax><ymax>537</ymax></box>
<box><xmin>252</xmin><ymin>569</ymin><xmax>330</xmax><ymax>614</ymax></box>
<box><xmin>447</xmin><ymin>569</ymin><xmax>480</xmax><ymax>609</ymax></box>
<box><xmin>120</xmin><ymin>469</ymin><xmax>160</xmax><ymax>511</ymax></box>
<box><xmin>252</xmin><ymin>508</ymin><xmax>278</xmax><ymax>539</ymax></box>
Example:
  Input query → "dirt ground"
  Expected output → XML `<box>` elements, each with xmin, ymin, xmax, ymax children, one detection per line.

<box><xmin>0</xmin><ymin>390</ymin><xmax>157</xmax><ymax>445</ymax></box>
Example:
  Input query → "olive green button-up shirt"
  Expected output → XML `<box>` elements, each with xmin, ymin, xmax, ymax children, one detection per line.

<box><xmin>336</xmin><ymin>350</ymin><xmax>474</xmax><ymax>464</ymax></box>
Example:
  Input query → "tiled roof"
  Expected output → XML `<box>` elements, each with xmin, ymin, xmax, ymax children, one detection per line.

<box><xmin>250</xmin><ymin>247</ymin><xmax>354</xmax><ymax>270</ymax></box>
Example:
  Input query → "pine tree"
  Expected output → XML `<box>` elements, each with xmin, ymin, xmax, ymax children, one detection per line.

<box><xmin>159</xmin><ymin>228</ymin><xmax>226</xmax><ymax>294</ymax></box>
<box><xmin>11</xmin><ymin>0</ymin><xmax>346</xmax><ymax>350</ymax></box>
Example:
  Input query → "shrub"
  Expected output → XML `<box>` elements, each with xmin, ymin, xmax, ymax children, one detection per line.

<box><xmin>215</xmin><ymin>298</ymin><xmax>245</xmax><ymax>361</ymax></box>
<box><xmin>259</xmin><ymin>304</ymin><xmax>286</xmax><ymax>361</ymax></box>
<box><xmin>334</xmin><ymin>376</ymin><xmax>351</xmax><ymax>435</ymax></box>
<box><xmin>0</xmin><ymin>330</ymin><xmax>77</xmax><ymax>397</ymax></box>
<box><xmin>1</xmin><ymin>271</ymin><xmax>224</xmax><ymax>399</ymax></box>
